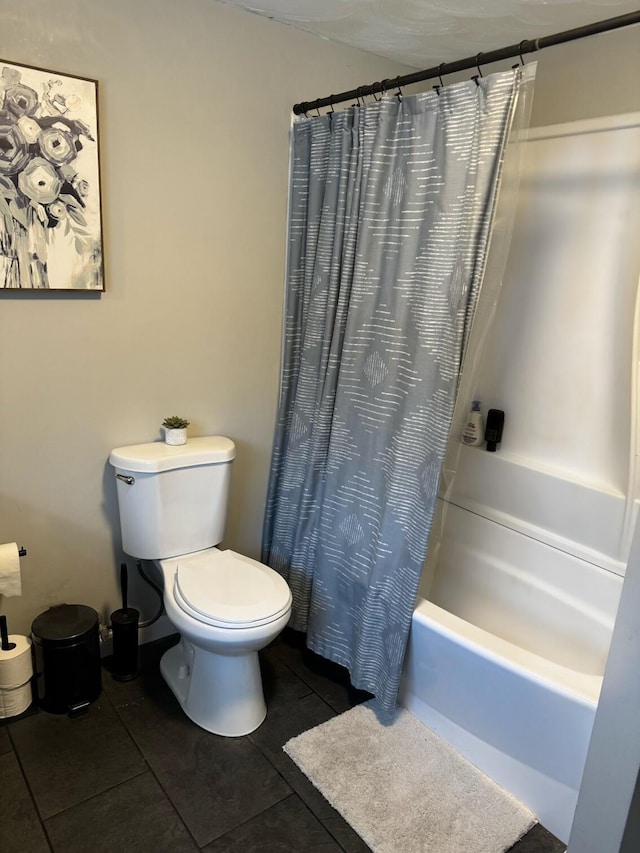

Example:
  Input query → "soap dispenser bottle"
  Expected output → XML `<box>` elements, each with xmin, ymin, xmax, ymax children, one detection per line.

<box><xmin>462</xmin><ymin>400</ymin><xmax>484</xmax><ymax>446</ymax></box>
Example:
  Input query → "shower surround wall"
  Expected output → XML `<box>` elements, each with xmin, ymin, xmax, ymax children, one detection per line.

<box><xmin>458</xmin><ymin>112</ymin><xmax>640</xmax><ymax>570</ymax></box>
<box><xmin>400</xmin><ymin>112</ymin><xmax>640</xmax><ymax>842</ymax></box>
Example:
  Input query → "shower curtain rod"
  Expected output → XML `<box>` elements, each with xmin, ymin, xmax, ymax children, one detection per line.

<box><xmin>293</xmin><ymin>9</ymin><xmax>640</xmax><ymax>115</ymax></box>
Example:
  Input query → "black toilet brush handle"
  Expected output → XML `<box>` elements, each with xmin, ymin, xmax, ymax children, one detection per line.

<box><xmin>120</xmin><ymin>563</ymin><xmax>128</xmax><ymax>614</ymax></box>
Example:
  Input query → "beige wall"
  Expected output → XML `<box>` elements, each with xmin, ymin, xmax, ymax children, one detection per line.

<box><xmin>529</xmin><ymin>25</ymin><xmax>640</xmax><ymax>127</ymax></box>
<box><xmin>432</xmin><ymin>25</ymin><xmax>640</xmax><ymax>126</ymax></box>
<box><xmin>0</xmin><ymin>0</ymin><xmax>410</xmax><ymax>634</ymax></box>
<box><xmin>0</xmin><ymin>2</ymin><xmax>638</xmax><ymax>637</ymax></box>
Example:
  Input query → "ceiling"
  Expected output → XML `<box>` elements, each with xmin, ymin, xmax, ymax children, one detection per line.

<box><xmin>222</xmin><ymin>0</ymin><xmax>639</xmax><ymax>68</ymax></box>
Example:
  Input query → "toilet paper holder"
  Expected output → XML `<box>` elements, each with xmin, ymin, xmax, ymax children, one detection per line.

<box><xmin>18</xmin><ymin>547</ymin><xmax>26</xmax><ymax>557</ymax></box>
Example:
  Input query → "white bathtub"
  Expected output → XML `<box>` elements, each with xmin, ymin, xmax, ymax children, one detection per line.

<box><xmin>399</xmin><ymin>503</ymin><xmax>623</xmax><ymax>843</ymax></box>
<box><xmin>397</xmin><ymin>113</ymin><xmax>640</xmax><ymax>844</ymax></box>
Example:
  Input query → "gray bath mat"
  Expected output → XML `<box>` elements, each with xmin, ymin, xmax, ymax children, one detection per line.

<box><xmin>284</xmin><ymin>701</ymin><xmax>536</xmax><ymax>853</ymax></box>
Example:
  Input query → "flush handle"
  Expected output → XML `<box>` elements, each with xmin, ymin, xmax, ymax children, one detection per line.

<box><xmin>116</xmin><ymin>473</ymin><xmax>135</xmax><ymax>486</ymax></box>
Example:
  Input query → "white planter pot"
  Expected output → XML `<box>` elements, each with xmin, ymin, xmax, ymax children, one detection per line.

<box><xmin>164</xmin><ymin>427</ymin><xmax>187</xmax><ymax>446</ymax></box>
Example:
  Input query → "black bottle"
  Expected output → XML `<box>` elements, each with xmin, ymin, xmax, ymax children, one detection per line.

<box><xmin>484</xmin><ymin>409</ymin><xmax>505</xmax><ymax>452</ymax></box>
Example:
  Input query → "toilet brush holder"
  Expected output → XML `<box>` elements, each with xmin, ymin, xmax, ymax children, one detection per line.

<box><xmin>110</xmin><ymin>563</ymin><xmax>139</xmax><ymax>681</ymax></box>
<box><xmin>110</xmin><ymin>608</ymin><xmax>139</xmax><ymax>681</ymax></box>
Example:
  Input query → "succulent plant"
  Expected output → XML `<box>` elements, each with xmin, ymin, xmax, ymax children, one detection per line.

<box><xmin>162</xmin><ymin>416</ymin><xmax>190</xmax><ymax>430</ymax></box>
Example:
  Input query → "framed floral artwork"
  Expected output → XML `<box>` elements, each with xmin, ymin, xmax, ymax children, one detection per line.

<box><xmin>0</xmin><ymin>60</ymin><xmax>103</xmax><ymax>291</ymax></box>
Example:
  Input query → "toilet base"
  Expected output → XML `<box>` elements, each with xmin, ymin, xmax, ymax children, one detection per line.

<box><xmin>160</xmin><ymin>638</ymin><xmax>267</xmax><ymax>736</ymax></box>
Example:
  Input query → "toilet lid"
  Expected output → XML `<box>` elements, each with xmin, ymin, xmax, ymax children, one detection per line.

<box><xmin>173</xmin><ymin>549</ymin><xmax>291</xmax><ymax>628</ymax></box>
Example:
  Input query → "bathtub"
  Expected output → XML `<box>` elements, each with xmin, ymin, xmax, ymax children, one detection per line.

<box><xmin>399</xmin><ymin>503</ymin><xmax>623</xmax><ymax>844</ymax></box>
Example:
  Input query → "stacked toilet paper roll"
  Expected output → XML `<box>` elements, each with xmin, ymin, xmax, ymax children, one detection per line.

<box><xmin>0</xmin><ymin>635</ymin><xmax>33</xmax><ymax>718</ymax></box>
<box><xmin>0</xmin><ymin>542</ymin><xmax>22</xmax><ymax>597</ymax></box>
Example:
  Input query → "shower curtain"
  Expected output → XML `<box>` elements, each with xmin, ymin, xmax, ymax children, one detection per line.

<box><xmin>262</xmin><ymin>66</ymin><xmax>535</xmax><ymax>713</ymax></box>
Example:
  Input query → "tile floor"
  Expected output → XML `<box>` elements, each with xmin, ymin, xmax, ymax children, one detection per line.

<box><xmin>0</xmin><ymin>631</ymin><xmax>566</xmax><ymax>852</ymax></box>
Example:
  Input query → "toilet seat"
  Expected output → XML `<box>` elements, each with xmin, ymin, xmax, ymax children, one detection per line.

<box><xmin>172</xmin><ymin>549</ymin><xmax>291</xmax><ymax>629</ymax></box>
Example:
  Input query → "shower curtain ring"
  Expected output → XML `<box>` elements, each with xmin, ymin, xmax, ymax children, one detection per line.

<box><xmin>434</xmin><ymin>63</ymin><xmax>445</xmax><ymax>96</ymax></box>
<box><xmin>395</xmin><ymin>76</ymin><xmax>404</xmax><ymax>101</ymax></box>
<box><xmin>473</xmin><ymin>53</ymin><xmax>484</xmax><ymax>85</ymax></box>
<box><xmin>518</xmin><ymin>40</ymin><xmax>527</xmax><ymax>66</ymax></box>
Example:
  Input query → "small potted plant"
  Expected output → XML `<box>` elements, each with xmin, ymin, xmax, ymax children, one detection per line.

<box><xmin>162</xmin><ymin>415</ymin><xmax>190</xmax><ymax>446</ymax></box>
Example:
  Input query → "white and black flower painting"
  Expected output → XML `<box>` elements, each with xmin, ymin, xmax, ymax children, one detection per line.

<box><xmin>0</xmin><ymin>60</ymin><xmax>103</xmax><ymax>290</ymax></box>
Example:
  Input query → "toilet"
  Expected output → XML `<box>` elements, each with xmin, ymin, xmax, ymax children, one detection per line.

<box><xmin>109</xmin><ymin>436</ymin><xmax>292</xmax><ymax>737</ymax></box>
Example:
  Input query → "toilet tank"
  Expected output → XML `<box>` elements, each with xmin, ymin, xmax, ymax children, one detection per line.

<box><xmin>109</xmin><ymin>436</ymin><xmax>236</xmax><ymax>560</ymax></box>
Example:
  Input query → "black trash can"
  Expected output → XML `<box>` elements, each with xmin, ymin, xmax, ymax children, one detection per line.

<box><xmin>31</xmin><ymin>604</ymin><xmax>102</xmax><ymax>715</ymax></box>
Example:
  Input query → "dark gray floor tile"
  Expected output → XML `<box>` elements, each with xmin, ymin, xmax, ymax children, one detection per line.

<box><xmin>8</xmin><ymin>694</ymin><xmax>146</xmax><ymax>819</ymax></box>
<box><xmin>0</xmin><ymin>751</ymin><xmax>50</xmax><ymax>853</ymax></box>
<box><xmin>249</xmin><ymin>692</ymin><xmax>343</xmax><ymax>823</ymax></box>
<box><xmin>0</xmin><ymin>725</ymin><xmax>12</xmax><ymax>754</ymax></box>
<box><xmin>202</xmin><ymin>793</ymin><xmax>342</xmax><ymax>852</ymax></box>
<box><xmin>117</xmin><ymin>680</ymin><xmax>291</xmax><ymax>847</ymax></box>
<box><xmin>508</xmin><ymin>823</ymin><xmax>566</xmax><ymax>852</ymax></box>
<box><xmin>271</xmin><ymin>633</ymin><xmax>371</xmax><ymax>714</ymax></box>
<box><xmin>260</xmin><ymin>641</ymin><xmax>315</xmax><ymax>708</ymax></box>
<box><xmin>249</xmin><ymin>686</ymin><xmax>337</xmax><ymax>755</ymax></box>
<box><xmin>322</xmin><ymin>816</ymin><xmax>372</xmax><ymax>852</ymax></box>
<box><xmin>45</xmin><ymin>771</ymin><xmax>198</xmax><ymax>853</ymax></box>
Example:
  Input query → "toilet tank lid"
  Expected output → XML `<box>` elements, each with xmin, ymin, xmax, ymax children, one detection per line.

<box><xmin>109</xmin><ymin>436</ymin><xmax>236</xmax><ymax>473</ymax></box>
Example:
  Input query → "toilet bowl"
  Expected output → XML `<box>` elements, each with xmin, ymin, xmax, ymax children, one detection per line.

<box><xmin>157</xmin><ymin>547</ymin><xmax>291</xmax><ymax>736</ymax></box>
<box><xmin>109</xmin><ymin>436</ymin><xmax>292</xmax><ymax>737</ymax></box>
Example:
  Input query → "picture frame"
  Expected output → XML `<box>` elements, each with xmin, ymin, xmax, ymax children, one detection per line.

<box><xmin>0</xmin><ymin>59</ymin><xmax>104</xmax><ymax>291</ymax></box>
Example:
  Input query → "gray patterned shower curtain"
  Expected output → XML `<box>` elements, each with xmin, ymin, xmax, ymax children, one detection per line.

<box><xmin>262</xmin><ymin>67</ymin><xmax>534</xmax><ymax>713</ymax></box>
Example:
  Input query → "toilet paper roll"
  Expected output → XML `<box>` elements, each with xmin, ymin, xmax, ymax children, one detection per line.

<box><xmin>0</xmin><ymin>542</ymin><xmax>21</xmax><ymax>597</ymax></box>
<box><xmin>0</xmin><ymin>682</ymin><xmax>32</xmax><ymax>718</ymax></box>
<box><xmin>0</xmin><ymin>635</ymin><xmax>33</xmax><ymax>689</ymax></box>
